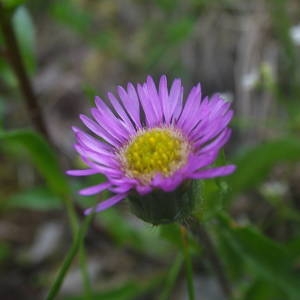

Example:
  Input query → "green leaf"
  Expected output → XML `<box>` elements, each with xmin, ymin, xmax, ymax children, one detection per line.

<box><xmin>218</xmin><ymin>215</ymin><xmax>300</xmax><ymax>299</ymax></box>
<box><xmin>7</xmin><ymin>186</ymin><xmax>62</xmax><ymax>210</ymax></box>
<box><xmin>243</xmin><ymin>279</ymin><xmax>287</xmax><ymax>300</ymax></box>
<box><xmin>12</xmin><ymin>6</ymin><xmax>36</xmax><ymax>74</ymax></box>
<box><xmin>215</xmin><ymin>226</ymin><xmax>244</xmax><ymax>280</ymax></box>
<box><xmin>0</xmin><ymin>129</ymin><xmax>70</xmax><ymax>197</ymax></box>
<box><xmin>228</xmin><ymin>138</ymin><xmax>300</xmax><ymax>198</ymax></box>
<box><xmin>285</xmin><ymin>238</ymin><xmax>300</xmax><ymax>261</ymax></box>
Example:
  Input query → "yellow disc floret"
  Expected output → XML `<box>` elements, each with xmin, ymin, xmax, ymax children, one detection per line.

<box><xmin>118</xmin><ymin>127</ymin><xmax>190</xmax><ymax>184</ymax></box>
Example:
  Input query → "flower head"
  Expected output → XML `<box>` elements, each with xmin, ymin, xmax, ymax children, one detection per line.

<box><xmin>67</xmin><ymin>75</ymin><xmax>235</xmax><ymax>219</ymax></box>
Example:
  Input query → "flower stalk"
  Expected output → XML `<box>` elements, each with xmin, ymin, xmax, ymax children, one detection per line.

<box><xmin>159</xmin><ymin>254</ymin><xmax>183</xmax><ymax>300</ymax></box>
<box><xmin>46</xmin><ymin>213</ymin><xmax>94</xmax><ymax>300</ymax></box>
<box><xmin>184</xmin><ymin>216</ymin><xmax>232</xmax><ymax>298</ymax></box>
<box><xmin>180</xmin><ymin>225</ymin><xmax>195</xmax><ymax>300</ymax></box>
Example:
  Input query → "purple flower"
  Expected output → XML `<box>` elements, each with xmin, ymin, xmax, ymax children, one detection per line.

<box><xmin>67</xmin><ymin>75</ymin><xmax>235</xmax><ymax>215</ymax></box>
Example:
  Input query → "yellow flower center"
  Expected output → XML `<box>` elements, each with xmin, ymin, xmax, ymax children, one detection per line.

<box><xmin>119</xmin><ymin>127</ymin><xmax>190</xmax><ymax>184</ymax></box>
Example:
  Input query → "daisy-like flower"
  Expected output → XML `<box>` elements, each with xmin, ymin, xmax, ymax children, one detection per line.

<box><xmin>67</xmin><ymin>75</ymin><xmax>235</xmax><ymax>222</ymax></box>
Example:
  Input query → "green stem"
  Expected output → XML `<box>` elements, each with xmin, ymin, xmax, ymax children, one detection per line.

<box><xmin>180</xmin><ymin>226</ymin><xmax>195</xmax><ymax>300</ymax></box>
<box><xmin>64</xmin><ymin>195</ymin><xmax>93</xmax><ymax>298</ymax></box>
<box><xmin>185</xmin><ymin>217</ymin><xmax>232</xmax><ymax>298</ymax></box>
<box><xmin>64</xmin><ymin>195</ymin><xmax>78</xmax><ymax>236</ymax></box>
<box><xmin>46</xmin><ymin>214</ymin><xmax>93</xmax><ymax>300</ymax></box>
<box><xmin>159</xmin><ymin>254</ymin><xmax>183</xmax><ymax>300</ymax></box>
<box><xmin>79</xmin><ymin>244</ymin><xmax>93</xmax><ymax>299</ymax></box>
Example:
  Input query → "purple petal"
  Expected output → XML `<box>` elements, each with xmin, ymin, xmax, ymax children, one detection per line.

<box><xmin>84</xmin><ymin>193</ymin><xmax>127</xmax><ymax>214</ymax></box>
<box><xmin>76</xmin><ymin>133</ymin><xmax>114</xmax><ymax>157</ymax></box>
<box><xmin>177</xmin><ymin>84</ymin><xmax>201</xmax><ymax>128</ymax></box>
<box><xmin>198</xmin><ymin>129</ymin><xmax>231</xmax><ymax>154</ymax></box>
<box><xmin>152</xmin><ymin>173</ymin><xmax>183</xmax><ymax>192</ymax></box>
<box><xmin>118</xmin><ymin>84</ymin><xmax>141</xmax><ymax>127</ymax></box>
<box><xmin>109</xmin><ymin>184</ymin><xmax>133</xmax><ymax>193</ymax></box>
<box><xmin>107</xmin><ymin>92</ymin><xmax>135</xmax><ymax>132</ymax></box>
<box><xmin>189</xmin><ymin>165</ymin><xmax>236</xmax><ymax>179</ymax></box>
<box><xmin>73</xmin><ymin>128</ymin><xmax>111</xmax><ymax>151</ymax></box>
<box><xmin>193</xmin><ymin>110</ymin><xmax>234</xmax><ymax>148</ymax></box>
<box><xmin>79</xmin><ymin>182</ymin><xmax>111</xmax><ymax>196</ymax></box>
<box><xmin>181</xmin><ymin>96</ymin><xmax>210</xmax><ymax>133</ymax></box>
<box><xmin>80</xmin><ymin>114</ymin><xmax>120</xmax><ymax>147</ymax></box>
<box><xmin>91</xmin><ymin>109</ymin><xmax>128</xmax><ymax>142</ymax></box>
<box><xmin>167</xmin><ymin>78</ymin><xmax>182</xmax><ymax>123</ymax></box>
<box><xmin>159</xmin><ymin>75</ymin><xmax>169</xmax><ymax>121</ymax></box>
<box><xmin>186</xmin><ymin>152</ymin><xmax>219</xmax><ymax>173</ymax></box>
<box><xmin>109</xmin><ymin>177</ymin><xmax>138</xmax><ymax>187</ymax></box>
<box><xmin>209</xmin><ymin>101</ymin><xmax>231</xmax><ymax>120</ymax></box>
<box><xmin>136</xmin><ymin>184</ymin><xmax>152</xmax><ymax>195</ymax></box>
<box><xmin>94</xmin><ymin>98</ymin><xmax>133</xmax><ymax>136</ymax></box>
<box><xmin>66</xmin><ymin>169</ymin><xmax>99</xmax><ymax>176</ymax></box>
<box><xmin>74</xmin><ymin>144</ymin><xmax>118</xmax><ymax>167</ymax></box>
<box><xmin>94</xmin><ymin>96</ymin><xmax>116</xmax><ymax>119</ymax></box>
<box><xmin>80</xmin><ymin>156</ymin><xmax>122</xmax><ymax>176</ymax></box>
<box><xmin>145</xmin><ymin>76</ymin><xmax>163</xmax><ymax>121</ymax></box>
<box><xmin>141</xmin><ymin>83</ymin><xmax>160</xmax><ymax>124</ymax></box>
<box><xmin>172</xmin><ymin>86</ymin><xmax>184</xmax><ymax>121</ymax></box>
<box><xmin>137</xmin><ymin>83</ymin><xmax>157</xmax><ymax>126</ymax></box>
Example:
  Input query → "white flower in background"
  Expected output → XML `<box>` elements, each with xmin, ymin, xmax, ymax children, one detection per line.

<box><xmin>290</xmin><ymin>24</ymin><xmax>300</xmax><ymax>46</ymax></box>
<box><xmin>241</xmin><ymin>70</ymin><xmax>259</xmax><ymax>90</ymax></box>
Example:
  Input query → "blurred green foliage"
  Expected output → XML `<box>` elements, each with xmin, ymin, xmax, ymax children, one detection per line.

<box><xmin>64</xmin><ymin>275</ymin><xmax>164</xmax><ymax>300</ymax></box>
<box><xmin>7</xmin><ymin>186</ymin><xmax>62</xmax><ymax>210</ymax></box>
<box><xmin>217</xmin><ymin>214</ymin><xmax>300</xmax><ymax>299</ymax></box>
<box><xmin>0</xmin><ymin>130</ymin><xmax>70</xmax><ymax>197</ymax></box>
<box><xmin>0</xmin><ymin>0</ymin><xmax>300</xmax><ymax>299</ymax></box>
<box><xmin>0</xmin><ymin>5</ymin><xmax>35</xmax><ymax>86</ymax></box>
<box><xmin>228</xmin><ymin>138</ymin><xmax>300</xmax><ymax>198</ymax></box>
<box><xmin>12</xmin><ymin>6</ymin><xmax>36</xmax><ymax>74</ymax></box>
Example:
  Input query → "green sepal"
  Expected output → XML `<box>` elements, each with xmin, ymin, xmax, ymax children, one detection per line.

<box><xmin>128</xmin><ymin>180</ymin><xmax>199</xmax><ymax>225</ymax></box>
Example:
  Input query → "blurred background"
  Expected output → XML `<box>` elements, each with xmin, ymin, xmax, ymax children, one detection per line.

<box><xmin>1</xmin><ymin>0</ymin><xmax>300</xmax><ymax>299</ymax></box>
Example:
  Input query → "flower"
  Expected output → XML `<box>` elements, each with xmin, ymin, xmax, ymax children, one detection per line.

<box><xmin>67</xmin><ymin>75</ymin><xmax>235</xmax><ymax>217</ymax></box>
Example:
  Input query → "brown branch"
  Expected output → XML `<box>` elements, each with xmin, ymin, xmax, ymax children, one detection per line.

<box><xmin>0</xmin><ymin>4</ymin><xmax>50</xmax><ymax>140</ymax></box>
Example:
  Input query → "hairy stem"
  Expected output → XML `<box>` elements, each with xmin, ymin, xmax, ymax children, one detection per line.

<box><xmin>180</xmin><ymin>225</ymin><xmax>195</xmax><ymax>300</ymax></box>
<box><xmin>185</xmin><ymin>217</ymin><xmax>232</xmax><ymax>298</ymax></box>
<box><xmin>159</xmin><ymin>254</ymin><xmax>183</xmax><ymax>300</ymax></box>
